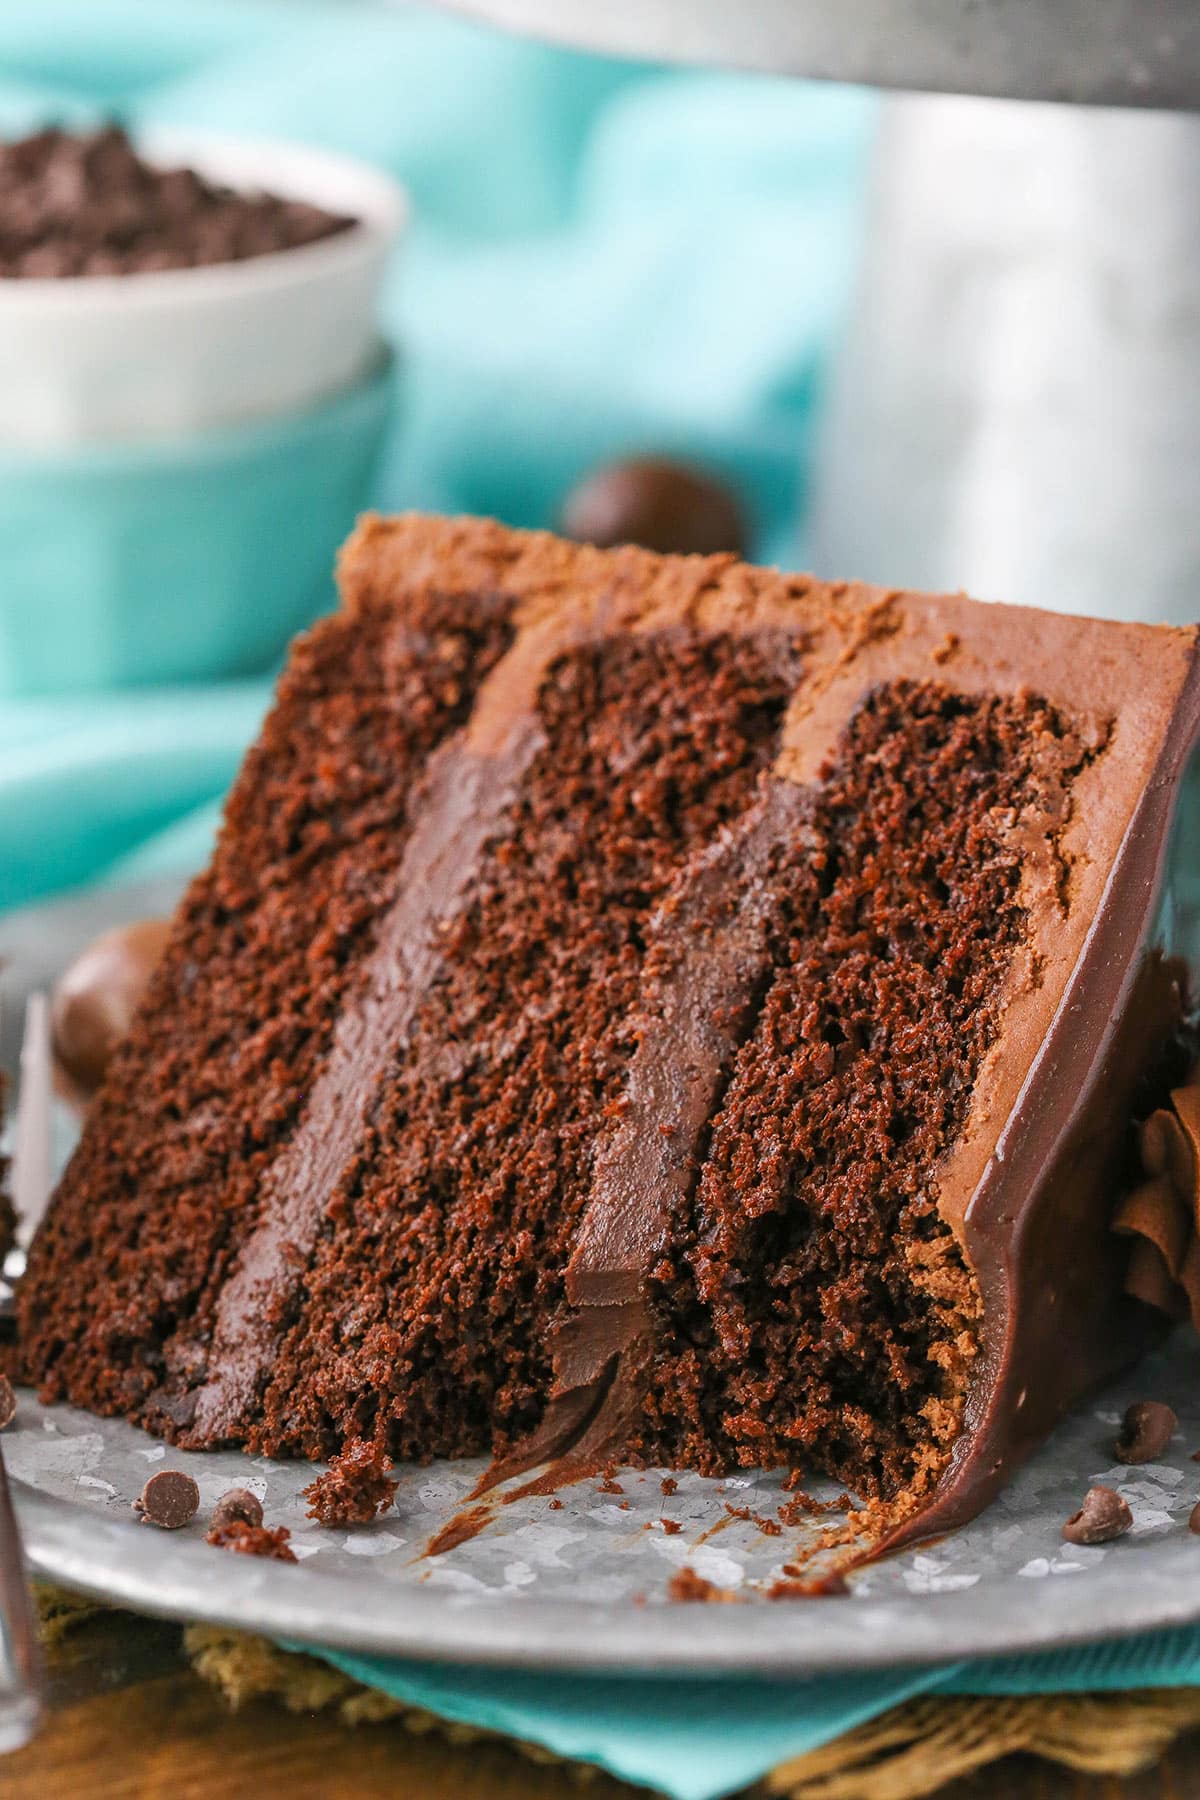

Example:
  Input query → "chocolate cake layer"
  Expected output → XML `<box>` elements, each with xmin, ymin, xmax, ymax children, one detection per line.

<box><xmin>200</xmin><ymin>624</ymin><xmax>799</xmax><ymax>1457</ymax></box>
<box><xmin>20</xmin><ymin>513</ymin><xmax>1200</xmax><ymax>1544</ymax></box>
<box><xmin>20</xmin><ymin>586</ymin><xmax>514</xmax><ymax>1425</ymax></box>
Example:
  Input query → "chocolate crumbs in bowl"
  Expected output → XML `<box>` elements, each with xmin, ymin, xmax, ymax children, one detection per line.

<box><xmin>0</xmin><ymin>125</ymin><xmax>356</xmax><ymax>279</ymax></box>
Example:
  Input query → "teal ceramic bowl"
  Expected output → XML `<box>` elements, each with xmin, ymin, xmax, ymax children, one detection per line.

<box><xmin>0</xmin><ymin>347</ymin><xmax>395</xmax><ymax>696</ymax></box>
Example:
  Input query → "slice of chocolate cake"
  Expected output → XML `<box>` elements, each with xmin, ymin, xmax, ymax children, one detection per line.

<box><xmin>19</xmin><ymin>515</ymin><xmax>1200</xmax><ymax>1546</ymax></box>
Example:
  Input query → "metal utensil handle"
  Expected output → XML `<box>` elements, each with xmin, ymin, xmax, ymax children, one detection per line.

<box><xmin>0</xmin><ymin>1442</ymin><xmax>42</xmax><ymax>1753</ymax></box>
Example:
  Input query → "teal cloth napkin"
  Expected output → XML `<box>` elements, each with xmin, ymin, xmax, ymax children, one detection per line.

<box><xmin>5</xmin><ymin>7</ymin><xmax>1196</xmax><ymax>1799</ymax></box>
<box><xmin>293</xmin><ymin>1625</ymin><xmax>1200</xmax><ymax>1799</ymax></box>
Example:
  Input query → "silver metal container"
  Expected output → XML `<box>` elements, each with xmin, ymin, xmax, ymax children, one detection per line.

<box><xmin>809</xmin><ymin>96</ymin><xmax>1200</xmax><ymax>624</ymax></box>
<box><xmin>435</xmin><ymin>0</ymin><xmax>1200</xmax><ymax>110</ymax></box>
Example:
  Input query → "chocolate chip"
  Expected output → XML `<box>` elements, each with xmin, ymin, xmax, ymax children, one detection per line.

<box><xmin>210</xmin><ymin>1487</ymin><xmax>264</xmax><ymax>1532</ymax></box>
<box><xmin>0</xmin><ymin>1374</ymin><xmax>15</xmax><ymax>1430</ymax></box>
<box><xmin>133</xmin><ymin>1469</ymin><xmax>199</xmax><ymax>1530</ymax></box>
<box><xmin>51</xmin><ymin>918</ymin><xmax>172</xmax><ymax>1101</ymax></box>
<box><xmin>1114</xmin><ymin>1400</ymin><xmax>1177</xmax><ymax>1464</ymax></box>
<box><xmin>1062</xmin><ymin>1485</ymin><xmax>1133</xmax><ymax>1544</ymax></box>
<box><xmin>562</xmin><ymin>457</ymin><xmax>747</xmax><ymax>559</ymax></box>
<box><xmin>1189</xmin><ymin>1501</ymin><xmax>1200</xmax><ymax>1535</ymax></box>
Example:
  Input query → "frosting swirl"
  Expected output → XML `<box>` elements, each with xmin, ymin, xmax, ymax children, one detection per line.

<box><xmin>1114</xmin><ymin>1062</ymin><xmax>1200</xmax><ymax>1326</ymax></box>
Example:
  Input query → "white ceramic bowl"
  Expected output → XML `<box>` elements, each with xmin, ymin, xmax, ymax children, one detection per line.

<box><xmin>0</xmin><ymin>130</ymin><xmax>408</xmax><ymax>447</ymax></box>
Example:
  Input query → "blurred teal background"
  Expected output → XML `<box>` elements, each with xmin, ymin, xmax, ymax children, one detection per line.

<box><xmin>0</xmin><ymin>0</ymin><xmax>874</xmax><ymax>913</ymax></box>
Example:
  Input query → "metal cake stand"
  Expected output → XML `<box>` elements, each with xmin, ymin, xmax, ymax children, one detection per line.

<box><xmin>435</xmin><ymin>0</ymin><xmax>1200</xmax><ymax>627</ymax></box>
<box><xmin>434</xmin><ymin>0</ymin><xmax>1200</xmax><ymax>108</ymax></box>
<box><xmin>10</xmin><ymin>1342</ymin><xmax>1200</xmax><ymax>1674</ymax></box>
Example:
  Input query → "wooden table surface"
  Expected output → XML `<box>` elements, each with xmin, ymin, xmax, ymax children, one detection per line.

<box><xmin>6</xmin><ymin>1606</ymin><xmax>1200</xmax><ymax>1800</ymax></box>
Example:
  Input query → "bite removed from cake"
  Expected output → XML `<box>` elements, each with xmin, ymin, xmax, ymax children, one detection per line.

<box><xmin>19</xmin><ymin>515</ymin><xmax>1200</xmax><ymax>1546</ymax></box>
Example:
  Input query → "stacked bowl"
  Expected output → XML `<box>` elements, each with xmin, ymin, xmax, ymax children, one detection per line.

<box><xmin>0</xmin><ymin>127</ymin><xmax>407</xmax><ymax>694</ymax></box>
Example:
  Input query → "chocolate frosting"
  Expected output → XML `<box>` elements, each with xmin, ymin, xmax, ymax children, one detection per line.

<box><xmin>190</xmin><ymin>719</ymin><xmax>545</xmax><ymax>1439</ymax></box>
<box><xmin>481</xmin><ymin>777</ymin><xmax>808</xmax><ymax>1488</ymax></box>
<box><xmin>1115</xmin><ymin>1064</ymin><xmax>1200</xmax><ymax>1327</ymax></box>
<box><xmin>881</xmin><ymin>654</ymin><xmax>1200</xmax><ymax>1550</ymax></box>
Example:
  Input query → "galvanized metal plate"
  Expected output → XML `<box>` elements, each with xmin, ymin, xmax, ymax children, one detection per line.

<box><xmin>428</xmin><ymin>0</ymin><xmax>1200</xmax><ymax>111</ymax></box>
<box><xmin>9</xmin><ymin>1335</ymin><xmax>1200</xmax><ymax>1674</ymax></box>
<box><xmin>6</xmin><ymin>880</ymin><xmax>1200</xmax><ymax>1672</ymax></box>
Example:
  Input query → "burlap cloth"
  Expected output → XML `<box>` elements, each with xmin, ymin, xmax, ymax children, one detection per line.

<box><xmin>36</xmin><ymin>1584</ymin><xmax>1200</xmax><ymax>1799</ymax></box>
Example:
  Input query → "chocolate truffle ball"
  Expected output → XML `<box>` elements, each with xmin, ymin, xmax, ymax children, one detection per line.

<box><xmin>561</xmin><ymin>457</ymin><xmax>747</xmax><ymax>559</ymax></box>
<box><xmin>51</xmin><ymin>918</ymin><xmax>172</xmax><ymax>1102</ymax></box>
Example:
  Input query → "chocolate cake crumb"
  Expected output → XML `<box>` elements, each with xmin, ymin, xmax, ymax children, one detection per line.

<box><xmin>767</xmin><ymin>1571</ymin><xmax>850</xmax><ymax>1599</ymax></box>
<box><xmin>1063</xmin><ymin>1485</ymin><xmax>1132</xmax><ymax>1545</ymax></box>
<box><xmin>723</xmin><ymin>1502</ymin><xmax>781</xmax><ymax>1536</ymax></box>
<box><xmin>660</xmin><ymin>1518</ymin><xmax>683</xmax><ymax>1535</ymax></box>
<box><xmin>599</xmin><ymin>1477</ymin><xmax>624</xmax><ymax>1495</ymax></box>
<box><xmin>0</xmin><ymin>1374</ymin><xmax>15</xmax><ymax>1430</ymax></box>
<box><xmin>207</xmin><ymin>1519</ymin><xmax>297</xmax><ymax>1562</ymax></box>
<box><xmin>1114</xmin><ymin>1400</ymin><xmax>1176</xmax><ymax>1465</ymax></box>
<box><xmin>304</xmin><ymin>1439</ymin><xmax>398</xmax><ymax>1525</ymax></box>
<box><xmin>548</xmin><ymin>1498</ymin><xmax>564</xmax><ymax>1511</ymax></box>
<box><xmin>210</xmin><ymin>1488</ymin><xmax>264</xmax><ymax>1532</ymax></box>
<box><xmin>666</xmin><ymin>1566</ymin><xmax>738</xmax><ymax>1604</ymax></box>
<box><xmin>661</xmin><ymin>1477</ymin><xmax>678</xmax><ymax>1497</ymax></box>
<box><xmin>778</xmin><ymin>1492</ymin><xmax>851</xmax><ymax>1527</ymax></box>
<box><xmin>133</xmin><ymin>1469</ymin><xmax>199</xmax><ymax>1530</ymax></box>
